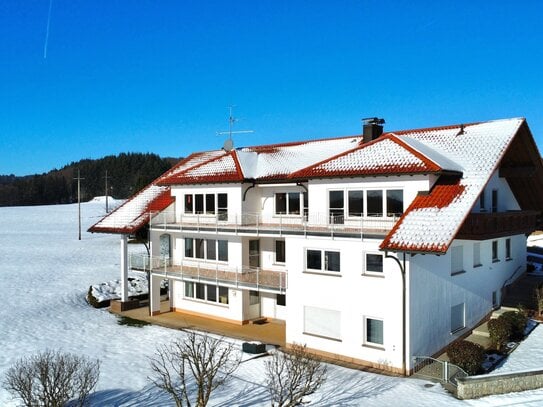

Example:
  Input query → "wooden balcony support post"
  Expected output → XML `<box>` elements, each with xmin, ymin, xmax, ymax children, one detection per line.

<box><xmin>150</xmin><ymin>273</ymin><xmax>162</xmax><ymax>316</ymax></box>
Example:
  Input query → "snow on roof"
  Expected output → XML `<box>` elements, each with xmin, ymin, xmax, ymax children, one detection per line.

<box><xmin>381</xmin><ymin>117</ymin><xmax>525</xmax><ymax>253</ymax></box>
<box><xmin>289</xmin><ymin>134</ymin><xmax>452</xmax><ymax>179</ymax></box>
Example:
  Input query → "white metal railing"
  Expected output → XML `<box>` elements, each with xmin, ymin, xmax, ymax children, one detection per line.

<box><xmin>128</xmin><ymin>253</ymin><xmax>287</xmax><ymax>293</ymax></box>
<box><xmin>149</xmin><ymin>210</ymin><xmax>397</xmax><ymax>236</ymax></box>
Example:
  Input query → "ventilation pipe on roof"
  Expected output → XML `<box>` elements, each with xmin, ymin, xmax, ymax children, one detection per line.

<box><xmin>362</xmin><ymin>117</ymin><xmax>385</xmax><ymax>143</ymax></box>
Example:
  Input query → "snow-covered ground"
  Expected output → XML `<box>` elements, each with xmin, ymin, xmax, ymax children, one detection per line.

<box><xmin>1</xmin><ymin>201</ymin><xmax>543</xmax><ymax>406</ymax></box>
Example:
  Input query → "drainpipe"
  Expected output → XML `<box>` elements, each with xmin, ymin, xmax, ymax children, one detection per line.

<box><xmin>385</xmin><ymin>250</ymin><xmax>407</xmax><ymax>376</ymax></box>
<box><xmin>243</xmin><ymin>182</ymin><xmax>256</xmax><ymax>201</ymax></box>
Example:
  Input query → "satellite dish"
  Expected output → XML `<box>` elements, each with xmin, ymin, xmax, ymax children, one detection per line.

<box><xmin>223</xmin><ymin>138</ymin><xmax>234</xmax><ymax>152</ymax></box>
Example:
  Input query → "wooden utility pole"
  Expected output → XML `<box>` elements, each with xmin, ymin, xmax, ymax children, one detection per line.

<box><xmin>104</xmin><ymin>170</ymin><xmax>112</xmax><ymax>213</ymax></box>
<box><xmin>74</xmin><ymin>169</ymin><xmax>84</xmax><ymax>240</ymax></box>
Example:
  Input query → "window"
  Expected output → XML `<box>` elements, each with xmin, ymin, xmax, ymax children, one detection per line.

<box><xmin>249</xmin><ymin>290</ymin><xmax>259</xmax><ymax>305</ymax></box>
<box><xmin>492</xmin><ymin>240</ymin><xmax>499</xmax><ymax>262</ymax></box>
<box><xmin>365</xmin><ymin>317</ymin><xmax>384</xmax><ymax>346</ymax></box>
<box><xmin>386</xmin><ymin>190</ymin><xmax>403</xmax><ymax>217</ymax></box>
<box><xmin>491</xmin><ymin>189</ymin><xmax>498</xmax><ymax>213</ymax></box>
<box><xmin>304</xmin><ymin>306</ymin><xmax>341</xmax><ymax>340</ymax></box>
<box><xmin>451</xmin><ymin>303</ymin><xmax>465</xmax><ymax>333</ymax></box>
<box><xmin>348</xmin><ymin>190</ymin><xmax>364</xmax><ymax>217</ymax></box>
<box><xmin>195</xmin><ymin>194</ymin><xmax>204</xmax><ymax>214</ymax></box>
<box><xmin>184</xmin><ymin>238</ymin><xmax>194</xmax><ymax>258</ymax></box>
<box><xmin>218</xmin><ymin>193</ymin><xmax>228</xmax><ymax>220</ymax></box>
<box><xmin>329</xmin><ymin>191</ymin><xmax>344</xmax><ymax>224</ymax></box>
<box><xmin>184</xmin><ymin>238</ymin><xmax>228</xmax><ymax>262</ymax></box>
<box><xmin>367</xmin><ymin>190</ymin><xmax>383</xmax><ymax>217</ymax></box>
<box><xmin>275</xmin><ymin>240</ymin><xmax>286</xmax><ymax>263</ymax></box>
<box><xmin>506</xmin><ymin>238</ymin><xmax>512</xmax><ymax>260</ymax></box>
<box><xmin>206</xmin><ymin>239</ymin><xmax>217</xmax><ymax>260</ymax></box>
<box><xmin>184</xmin><ymin>282</ymin><xmax>229</xmax><ymax>305</ymax></box>
<box><xmin>306</xmin><ymin>249</ymin><xmax>340</xmax><ymax>273</ymax></box>
<box><xmin>479</xmin><ymin>189</ymin><xmax>486</xmax><ymax>211</ymax></box>
<box><xmin>451</xmin><ymin>246</ymin><xmax>464</xmax><ymax>275</ymax></box>
<box><xmin>276</xmin><ymin>294</ymin><xmax>286</xmax><ymax>306</ymax></box>
<box><xmin>473</xmin><ymin>242</ymin><xmax>481</xmax><ymax>267</ymax></box>
<box><xmin>184</xmin><ymin>194</ymin><xmax>193</xmax><ymax>213</ymax></box>
<box><xmin>275</xmin><ymin>193</ymin><xmax>301</xmax><ymax>215</ymax></box>
<box><xmin>365</xmin><ymin>253</ymin><xmax>383</xmax><ymax>273</ymax></box>
<box><xmin>303</xmin><ymin>192</ymin><xmax>309</xmax><ymax>220</ymax></box>
<box><xmin>492</xmin><ymin>291</ymin><xmax>498</xmax><ymax>308</ymax></box>
<box><xmin>184</xmin><ymin>193</ymin><xmax>228</xmax><ymax>218</ymax></box>
<box><xmin>205</xmin><ymin>194</ymin><xmax>215</xmax><ymax>214</ymax></box>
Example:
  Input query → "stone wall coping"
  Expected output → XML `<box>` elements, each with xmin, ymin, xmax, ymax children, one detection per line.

<box><xmin>458</xmin><ymin>368</ymin><xmax>543</xmax><ymax>384</ymax></box>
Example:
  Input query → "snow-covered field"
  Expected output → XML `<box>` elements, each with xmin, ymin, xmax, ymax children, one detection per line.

<box><xmin>1</xmin><ymin>200</ymin><xmax>543</xmax><ymax>406</ymax></box>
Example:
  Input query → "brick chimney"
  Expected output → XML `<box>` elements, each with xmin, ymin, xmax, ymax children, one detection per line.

<box><xmin>362</xmin><ymin>117</ymin><xmax>385</xmax><ymax>143</ymax></box>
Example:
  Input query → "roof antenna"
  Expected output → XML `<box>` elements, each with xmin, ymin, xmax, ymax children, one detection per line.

<box><xmin>457</xmin><ymin>124</ymin><xmax>465</xmax><ymax>136</ymax></box>
<box><xmin>217</xmin><ymin>106</ymin><xmax>253</xmax><ymax>151</ymax></box>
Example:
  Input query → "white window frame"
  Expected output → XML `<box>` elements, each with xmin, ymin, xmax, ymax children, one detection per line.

<box><xmin>364</xmin><ymin>316</ymin><xmax>384</xmax><ymax>347</ymax></box>
<box><xmin>473</xmin><ymin>242</ymin><xmax>482</xmax><ymax>268</ymax></box>
<box><xmin>451</xmin><ymin>246</ymin><xmax>464</xmax><ymax>275</ymax></box>
<box><xmin>183</xmin><ymin>282</ymin><xmax>229</xmax><ymax>305</ymax></box>
<box><xmin>184</xmin><ymin>192</ymin><xmax>228</xmax><ymax>217</ymax></box>
<box><xmin>345</xmin><ymin>188</ymin><xmax>404</xmax><ymax>219</ymax></box>
<box><xmin>492</xmin><ymin>240</ymin><xmax>499</xmax><ymax>262</ymax></box>
<box><xmin>364</xmin><ymin>252</ymin><xmax>384</xmax><ymax>275</ymax></box>
<box><xmin>505</xmin><ymin>238</ymin><xmax>512</xmax><ymax>260</ymax></box>
<box><xmin>274</xmin><ymin>192</ymin><xmax>302</xmax><ymax>216</ymax></box>
<box><xmin>305</xmin><ymin>248</ymin><xmax>341</xmax><ymax>274</ymax></box>
<box><xmin>184</xmin><ymin>237</ymin><xmax>228</xmax><ymax>263</ymax></box>
<box><xmin>450</xmin><ymin>303</ymin><xmax>465</xmax><ymax>333</ymax></box>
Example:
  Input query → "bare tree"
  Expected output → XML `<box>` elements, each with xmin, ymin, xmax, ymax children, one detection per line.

<box><xmin>3</xmin><ymin>350</ymin><xmax>100</xmax><ymax>407</ymax></box>
<box><xmin>265</xmin><ymin>343</ymin><xmax>327</xmax><ymax>407</ymax></box>
<box><xmin>149</xmin><ymin>330</ymin><xmax>241</xmax><ymax>407</ymax></box>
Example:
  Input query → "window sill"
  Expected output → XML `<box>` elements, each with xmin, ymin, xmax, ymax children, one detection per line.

<box><xmin>303</xmin><ymin>270</ymin><xmax>341</xmax><ymax>277</ymax></box>
<box><xmin>450</xmin><ymin>326</ymin><xmax>466</xmax><ymax>335</ymax></box>
<box><xmin>183</xmin><ymin>297</ymin><xmax>229</xmax><ymax>308</ymax></box>
<box><xmin>492</xmin><ymin>259</ymin><xmax>500</xmax><ymax>263</ymax></box>
<box><xmin>362</xmin><ymin>343</ymin><xmax>385</xmax><ymax>351</ymax></box>
<box><xmin>362</xmin><ymin>273</ymin><xmax>385</xmax><ymax>278</ymax></box>
<box><xmin>303</xmin><ymin>332</ymin><xmax>342</xmax><ymax>342</ymax></box>
<box><xmin>506</xmin><ymin>257</ymin><xmax>513</xmax><ymax>262</ymax></box>
<box><xmin>451</xmin><ymin>270</ymin><xmax>466</xmax><ymax>276</ymax></box>
<box><xmin>473</xmin><ymin>264</ymin><xmax>483</xmax><ymax>268</ymax></box>
<box><xmin>273</xmin><ymin>214</ymin><xmax>302</xmax><ymax>218</ymax></box>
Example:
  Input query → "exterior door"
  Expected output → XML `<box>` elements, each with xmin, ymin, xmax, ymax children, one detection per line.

<box><xmin>249</xmin><ymin>239</ymin><xmax>260</xmax><ymax>268</ymax></box>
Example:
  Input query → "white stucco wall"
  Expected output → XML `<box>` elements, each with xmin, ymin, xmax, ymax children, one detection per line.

<box><xmin>408</xmin><ymin>234</ymin><xmax>527</xmax><ymax>362</ymax></box>
<box><xmin>285</xmin><ymin>235</ymin><xmax>405</xmax><ymax>369</ymax></box>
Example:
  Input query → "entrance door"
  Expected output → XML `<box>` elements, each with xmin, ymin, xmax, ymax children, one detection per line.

<box><xmin>249</xmin><ymin>239</ymin><xmax>260</xmax><ymax>268</ymax></box>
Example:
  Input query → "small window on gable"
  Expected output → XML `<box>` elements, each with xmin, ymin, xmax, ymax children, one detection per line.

<box><xmin>505</xmin><ymin>238</ymin><xmax>512</xmax><ymax>260</ymax></box>
<box><xmin>492</xmin><ymin>240</ymin><xmax>499</xmax><ymax>262</ymax></box>
<box><xmin>451</xmin><ymin>246</ymin><xmax>464</xmax><ymax>275</ymax></box>
<box><xmin>479</xmin><ymin>189</ymin><xmax>486</xmax><ymax>211</ymax></box>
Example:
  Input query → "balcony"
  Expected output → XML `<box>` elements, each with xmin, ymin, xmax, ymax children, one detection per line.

<box><xmin>129</xmin><ymin>254</ymin><xmax>287</xmax><ymax>294</ymax></box>
<box><xmin>456</xmin><ymin>210</ymin><xmax>539</xmax><ymax>240</ymax></box>
<box><xmin>149</xmin><ymin>210</ymin><xmax>398</xmax><ymax>239</ymax></box>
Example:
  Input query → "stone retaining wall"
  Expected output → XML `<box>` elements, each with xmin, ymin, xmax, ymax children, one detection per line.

<box><xmin>456</xmin><ymin>369</ymin><xmax>543</xmax><ymax>399</ymax></box>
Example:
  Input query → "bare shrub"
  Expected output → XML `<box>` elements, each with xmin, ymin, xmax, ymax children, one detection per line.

<box><xmin>3</xmin><ymin>350</ymin><xmax>100</xmax><ymax>407</ymax></box>
<box><xmin>265</xmin><ymin>343</ymin><xmax>327</xmax><ymax>407</ymax></box>
<box><xmin>149</xmin><ymin>330</ymin><xmax>241</xmax><ymax>407</ymax></box>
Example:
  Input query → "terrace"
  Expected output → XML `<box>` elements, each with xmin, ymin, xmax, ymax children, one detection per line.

<box><xmin>129</xmin><ymin>254</ymin><xmax>287</xmax><ymax>294</ymax></box>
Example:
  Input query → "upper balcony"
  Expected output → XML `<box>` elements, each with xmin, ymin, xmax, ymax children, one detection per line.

<box><xmin>149</xmin><ymin>210</ymin><xmax>398</xmax><ymax>239</ymax></box>
<box><xmin>456</xmin><ymin>210</ymin><xmax>539</xmax><ymax>240</ymax></box>
<box><xmin>129</xmin><ymin>254</ymin><xmax>287</xmax><ymax>294</ymax></box>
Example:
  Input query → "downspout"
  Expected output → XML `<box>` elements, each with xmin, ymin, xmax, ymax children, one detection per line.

<box><xmin>385</xmin><ymin>250</ymin><xmax>407</xmax><ymax>376</ymax></box>
<box><xmin>243</xmin><ymin>182</ymin><xmax>256</xmax><ymax>201</ymax></box>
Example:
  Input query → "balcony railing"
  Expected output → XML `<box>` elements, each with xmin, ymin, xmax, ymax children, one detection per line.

<box><xmin>129</xmin><ymin>254</ymin><xmax>287</xmax><ymax>293</ymax></box>
<box><xmin>149</xmin><ymin>209</ymin><xmax>398</xmax><ymax>237</ymax></box>
<box><xmin>456</xmin><ymin>210</ymin><xmax>539</xmax><ymax>239</ymax></box>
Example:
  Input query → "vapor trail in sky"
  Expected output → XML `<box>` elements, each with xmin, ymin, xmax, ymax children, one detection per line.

<box><xmin>43</xmin><ymin>0</ymin><xmax>53</xmax><ymax>59</ymax></box>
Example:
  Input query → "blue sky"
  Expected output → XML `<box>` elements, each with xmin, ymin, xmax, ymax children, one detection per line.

<box><xmin>1</xmin><ymin>1</ymin><xmax>543</xmax><ymax>176</ymax></box>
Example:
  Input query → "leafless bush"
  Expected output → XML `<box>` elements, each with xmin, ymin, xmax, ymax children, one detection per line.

<box><xmin>265</xmin><ymin>343</ymin><xmax>327</xmax><ymax>407</ymax></box>
<box><xmin>3</xmin><ymin>350</ymin><xmax>100</xmax><ymax>407</ymax></box>
<box><xmin>149</xmin><ymin>330</ymin><xmax>241</xmax><ymax>407</ymax></box>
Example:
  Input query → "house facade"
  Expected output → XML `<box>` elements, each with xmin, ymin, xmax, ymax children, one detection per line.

<box><xmin>90</xmin><ymin>117</ymin><xmax>543</xmax><ymax>374</ymax></box>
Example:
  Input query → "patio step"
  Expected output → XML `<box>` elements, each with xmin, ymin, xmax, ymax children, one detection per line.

<box><xmin>490</xmin><ymin>306</ymin><xmax>517</xmax><ymax>319</ymax></box>
<box><xmin>250</xmin><ymin>317</ymin><xmax>268</xmax><ymax>325</ymax></box>
<box><xmin>472</xmin><ymin>321</ymin><xmax>490</xmax><ymax>338</ymax></box>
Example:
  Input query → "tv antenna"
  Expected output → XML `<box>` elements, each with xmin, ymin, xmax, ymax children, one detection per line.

<box><xmin>217</xmin><ymin>106</ymin><xmax>253</xmax><ymax>151</ymax></box>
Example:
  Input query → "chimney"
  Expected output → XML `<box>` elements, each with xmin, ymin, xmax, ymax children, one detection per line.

<box><xmin>362</xmin><ymin>117</ymin><xmax>385</xmax><ymax>143</ymax></box>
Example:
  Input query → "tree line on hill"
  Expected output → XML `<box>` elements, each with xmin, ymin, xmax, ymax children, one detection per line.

<box><xmin>0</xmin><ymin>153</ymin><xmax>178</xmax><ymax>207</ymax></box>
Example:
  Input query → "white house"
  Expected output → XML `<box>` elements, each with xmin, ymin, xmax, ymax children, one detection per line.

<box><xmin>90</xmin><ymin>117</ymin><xmax>543</xmax><ymax>374</ymax></box>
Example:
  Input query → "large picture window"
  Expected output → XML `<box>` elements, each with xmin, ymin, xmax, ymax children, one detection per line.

<box><xmin>306</xmin><ymin>249</ymin><xmax>340</xmax><ymax>273</ymax></box>
<box><xmin>184</xmin><ymin>193</ymin><xmax>228</xmax><ymax>218</ymax></box>
<box><xmin>185</xmin><ymin>282</ymin><xmax>229</xmax><ymax>305</ymax></box>
<box><xmin>184</xmin><ymin>238</ymin><xmax>228</xmax><ymax>262</ymax></box>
